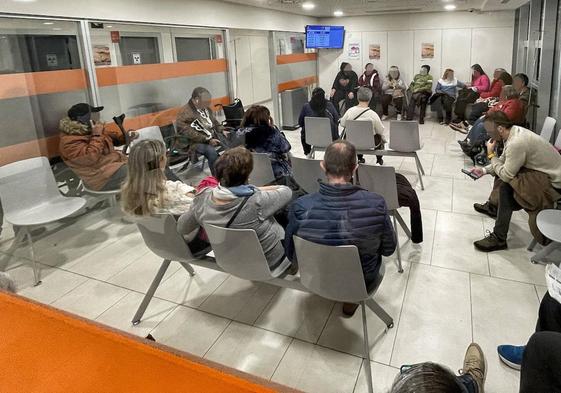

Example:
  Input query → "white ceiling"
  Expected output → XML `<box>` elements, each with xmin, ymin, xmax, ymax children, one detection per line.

<box><xmin>221</xmin><ymin>0</ymin><xmax>529</xmax><ymax>17</ymax></box>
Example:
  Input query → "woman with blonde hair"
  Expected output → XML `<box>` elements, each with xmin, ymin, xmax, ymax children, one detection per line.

<box><xmin>121</xmin><ymin>139</ymin><xmax>195</xmax><ymax>216</ymax></box>
<box><xmin>431</xmin><ymin>68</ymin><xmax>466</xmax><ymax>125</ymax></box>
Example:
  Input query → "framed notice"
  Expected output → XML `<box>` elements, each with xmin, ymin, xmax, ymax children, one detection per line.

<box><xmin>421</xmin><ymin>42</ymin><xmax>434</xmax><ymax>59</ymax></box>
<box><xmin>93</xmin><ymin>45</ymin><xmax>111</xmax><ymax>66</ymax></box>
<box><xmin>368</xmin><ymin>44</ymin><xmax>380</xmax><ymax>60</ymax></box>
<box><xmin>347</xmin><ymin>42</ymin><xmax>360</xmax><ymax>59</ymax></box>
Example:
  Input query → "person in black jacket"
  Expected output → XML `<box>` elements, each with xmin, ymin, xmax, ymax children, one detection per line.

<box><xmin>298</xmin><ymin>87</ymin><xmax>340</xmax><ymax>156</ymax></box>
<box><xmin>285</xmin><ymin>140</ymin><xmax>396</xmax><ymax>316</ymax></box>
<box><xmin>330</xmin><ymin>62</ymin><xmax>359</xmax><ymax>115</ymax></box>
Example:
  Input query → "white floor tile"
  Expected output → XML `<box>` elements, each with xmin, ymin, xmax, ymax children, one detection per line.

<box><xmin>353</xmin><ymin>361</ymin><xmax>399</xmax><ymax>393</ymax></box>
<box><xmin>151</xmin><ymin>305</ymin><xmax>230</xmax><ymax>356</ymax></box>
<box><xmin>535</xmin><ymin>285</ymin><xmax>547</xmax><ymax>300</ymax></box>
<box><xmin>271</xmin><ymin>339</ymin><xmax>362</xmax><ymax>393</ymax></box>
<box><xmin>417</xmin><ymin>176</ymin><xmax>453</xmax><ymax>212</ymax></box>
<box><xmin>205</xmin><ymin>321</ymin><xmax>291</xmax><ymax>379</ymax></box>
<box><xmin>318</xmin><ymin>261</ymin><xmax>410</xmax><ymax>364</ymax></box>
<box><xmin>18</xmin><ymin>267</ymin><xmax>88</xmax><ymax>304</ymax></box>
<box><xmin>198</xmin><ymin>276</ymin><xmax>279</xmax><ymax>324</ymax></box>
<box><xmin>431</xmin><ymin>212</ymin><xmax>489</xmax><ymax>275</ymax></box>
<box><xmin>95</xmin><ymin>291</ymin><xmax>177</xmax><ymax>337</ymax></box>
<box><xmin>391</xmin><ymin>264</ymin><xmax>472</xmax><ymax>368</ymax></box>
<box><xmin>392</xmin><ymin>208</ymin><xmax>436</xmax><ymax>265</ymax></box>
<box><xmin>154</xmin><ymin>265</ymin><xmax>229</xmax><ymax>307</ymax></box>
<box><xmin>452</xmin><ymin>178</ymin><xmax>493</xmax><ymax>216</ymax></box>
<box><xmin>431</xmin><ymin>154</ymin><xmax>467</xmax><ymax>179</ymax></box>
<box><xmin>254</xmin><ymin>288</ymin><xmax>334</xmax><ymax>343</ymax></box>
<box><xmin>51</xmin><ymin>279</ymin><xmax>129</xmax><ymax>319</ymax></box>
<box><xmin>471</xmin><ymin>274</ymin><xmax>540</xmax><ymax>393</ymax></box>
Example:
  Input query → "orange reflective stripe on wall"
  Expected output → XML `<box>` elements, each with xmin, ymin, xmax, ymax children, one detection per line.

<box><xmin>96</xmin><ymin>59</ymin><xmax>228</xmax><ymax>87</ymax></box>
<box><xmin>0</xmin><ymin>69</ymin><xmax>87</xmax><ymax>100</ymax></box>
<box><xmin>276</xmin><ymin>53</ymin><xmax>317</xmax><ymax>65</ymax></box>
<box><xmin>278</xmin><ymin>76</ymin><xmax>317</xmax><ymax>92</ymax></box>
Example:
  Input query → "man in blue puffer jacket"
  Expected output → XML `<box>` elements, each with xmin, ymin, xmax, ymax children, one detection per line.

<box><xmin>285</xmin><ymin>140</ymin><xmax>397</xmax><ymax>316</ymax></box>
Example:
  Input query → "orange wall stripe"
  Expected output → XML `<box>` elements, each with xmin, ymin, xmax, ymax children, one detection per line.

<box><xmin>96</xmin><ymin>59</ymin><xmax>228</xmax><ymax>87</ymax></box>
<box><xmin>0</xmin><ymin>96</ymin><xmax>231</xmax><ymax>165</ymax></box>
<box><xmin>0</xmin><ymin>69</ymin><xmax>87</xmax><ymax>100</ymax></box>
<box><xmin>276</xmin><ymin>53</ymin><xmax>317</xmax><ymax>65</ymax></box>
<box><xmin>278</xmin><ymin>76</ymin><xmax>317</xmax><ymax>92</ymax></box>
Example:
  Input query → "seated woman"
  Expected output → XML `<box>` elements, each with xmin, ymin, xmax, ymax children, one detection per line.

<box><xmin>178</xmin><ymin>147</ymin><xmax>294</xmax><ymax>271</ymax></box>
<box><xmin>452</xmin><ymin>64</ymin><xmax>490</xmax><ymax>124</ymax></box>
<box><xmin>458</xmin><ymin>85</ymin><xmax>525</xmax><ymax>152</ymax></box>
<box><xmin>432</xmin><ymin>68</ymin><xmax>466</xmax><ymax>125</ymax></box>
<box><xmin>330</xmin><ymin>62</ymin><xmax>359</xmax><ymax>115</ymax></box>
<box><xmin>358</xmin><ymin>63</ymin><xmax>382</xmax><ymax>113</ymax></box>
<box><xmin>381</xmin><ymin>66</ymin><xmax>407</xmax><ymax>120</ymax></box>
<box><xmin>236</xmin><ymin>105</ymin><xmax>291</xmax><ymax>178</ymax></box>
<box><xmin>120</xmin><ymin>140</ymin><xmax>208</xmax><ymax>253</ymax></box>
<box><xmin>298</xmin><ymin>87</ymin><xmax>340</xmax><ymax>156</ymax></box>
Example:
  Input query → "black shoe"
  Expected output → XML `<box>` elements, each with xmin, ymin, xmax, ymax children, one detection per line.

<box><xmin>342</xmin><ymin>303</ymin><xmax>359</xmax><ymax>317</ymax></box>
<box><xmin>358</xmin><ymin>157</ymin><xmax>366</xmax><ymax>164</ymax></box>
<box><xmin>473</xmin><ymin>201</ymin><xmax>498</xmax><ymax>218</ymax></box>
<box><xmin>419</xmin><ymin>118</ymin><xmax>425</xmax><ymax>125</ymax></box>
<box><xmin>145</xmin><ymin>334</ymin><xmax>156</xmax><ymax>342</ymax></box>
<box><xmin>474</xmin><ymin>231</ymin><xmax>507</xmax><ymax>252</ymax></box>
<box><xmin>376</xmin><ymin>157</ymin><xmax>384</xmax><ymax>165</ymax></box>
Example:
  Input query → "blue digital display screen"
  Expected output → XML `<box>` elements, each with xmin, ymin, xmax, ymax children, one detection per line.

<box><xmin>305</xmin><ymin>25</ymin><xmax>345</xmax><ymax>49</ymax></box>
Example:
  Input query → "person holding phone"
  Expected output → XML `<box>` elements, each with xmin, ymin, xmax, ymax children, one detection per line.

<box><xmin>468</xmin><ymin>111</ymin><xmax>561</xmax><ymax>252</ymax></box>
<box><xmin>59</xmin><ymin>103</ymin><xmax>137</xmax><ymax>191</ymax></box>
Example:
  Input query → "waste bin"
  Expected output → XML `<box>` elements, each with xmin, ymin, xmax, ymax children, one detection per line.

<box><xmin>280</xmin><ymin>87</ymin><xmax>309</xmax><ymax>130</ymax></box>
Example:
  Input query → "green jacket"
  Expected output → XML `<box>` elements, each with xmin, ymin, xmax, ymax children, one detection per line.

<box><xmin>410</xmin><ymin>73</ymin><xmax>433</xmax><ymax>93</ymax></box>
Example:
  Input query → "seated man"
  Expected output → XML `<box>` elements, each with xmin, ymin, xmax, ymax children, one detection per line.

<box><xmin>469</xmin><ymin>111</ymin><xmax>561</xmax><ymax>251</ymax></box>
<box><xmin>59</xmin><ymin>103</ymin><xmax>128</xmax><ymax>191</ymax></box>
<box><xmin>406</xmin><ymin>65</ymin><xmax>433</xmax><ymax>124</ymax></box>
<box><xmin>340</xmin><ymin>86</ymin><xmax>386</xmax><ymax>165</ymax></box>
<box><xmin>178</xmin><ymin>147</ymin><xmax>293</xmax><ymax>271</ymax></box>
<box><xmin>176</xmin><ymin>87</ymin><xmax>228</xmax><ymax>176</ymax></box>
<box><xmin>284</xmin><ymin>140</ymin><xmax>396</xmax><ymax>316</ymax></box>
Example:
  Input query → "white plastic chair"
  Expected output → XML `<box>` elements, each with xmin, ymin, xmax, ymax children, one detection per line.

<box><xmin>291</xmin><ymin>156</ymin><xmax>326</xmax><ymax>193</ymax></box>
<box><xmin>539</xmin><ymin>117</ymin><xmax>556</xmax><ymax>144</ymax></box>
<box><xmin>530</xmin><ymin>209</ymin><xmax>561</xmax><ymax>264</ymax></box>
<box><xmin>305</xmin><ymin>117</ymin><xmax>334</xmax><ymax>158</ymax></box>
<box><xmin>204</xmin><ymin>224</ymin><xmax>292</xmax><ymax>280</ymax></box>
<box><xmin>554</xmin><ymin>130</ymin><xmax>561</xmax><ymax>150</ymax></box>
<box><xmin>132</xmin><ymin>214</ymin><xmax>215</xmax><ymax>324</ymax></box>
<box><xmin>357</xmin><ymin>164</ymin><xmax>410</xmax><ymax>273</ymax></box>
<box><xmin>388</xmin><ymin>120</ymin><xmax>425</xmax><ymax>190</ymax></box>
<box><xmin>293</xmin><ymin>236</ymin><xmax>393</xmax><ymax>393</ymax></box>
<box><xmin>0</xmin><ymin>157</ymin><xmax>86</xmax><ymax>285</ymax></box>
<box><xmin>249</xmin><ymin>152</ymin><xmax>275</xmax><ymax>186</ymax></box>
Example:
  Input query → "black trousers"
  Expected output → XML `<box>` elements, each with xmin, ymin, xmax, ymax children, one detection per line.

<box><xmin>407</xmin><ymin>92</ymin><xmax>431</xmax><ymax>121</ymax></box>
<box><xmin>520</xmin><ymin>331</ymin><xmax>561</xmax><ymax>393</ymax></box>
<box><xmin>437</xmin><ymin>95</ymin><xmax>456</xmax><ymax>123</ymax></box>
<box><xmin>396</xmin><ymin>173</ymin><xmax>423</xmax><ymax>244</ymax></box>
<box><xmin>468</xmin><ymin>102</ymin><xmax>489</xmax><ymax>124</ymax></box>
<box><xmin>381</xmin><ymin>95</ymin><xmax>404</xmax><ymax>116</ymax></box>
<box><xmin>536</xmin><ymin>292</ymin><xmax>561</xmax><ymax>333</ymax></box>
<box><xmin>493</xmin><ymin>180</ymin><xmax>522</xmax><ymax>242</ymax></box>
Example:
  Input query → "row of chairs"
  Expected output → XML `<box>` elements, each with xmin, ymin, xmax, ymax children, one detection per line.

<box><xmin>304</xmin><ymin>117</ymin><xmax>426</xmax><ymax>190</ymax></box>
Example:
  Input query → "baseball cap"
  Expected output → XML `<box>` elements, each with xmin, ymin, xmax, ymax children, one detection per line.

<box><xmin>68</xmin><ymin>103</ymin><xmax>104</xmax><ymax>120</ymax></box>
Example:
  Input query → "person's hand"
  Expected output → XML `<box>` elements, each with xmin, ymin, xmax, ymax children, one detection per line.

<box><xmin>486</xmin><ymin>139</ymin><xmax>497</xmax><ymax>155</ymax></box>
<box><xmin>127</xmin><ymin>130</ymin><xmax>139</xmax><ymax>141</ymax></box>
<box><xmin>209</xmin><ymin>138</ymin><xmax>221</xmax><ymax>146</ymax></box>
<box><xmin>330</xmin><ymin>89</ymin><xmax>336</xmax><ymax>98</ymax></box>
<box><xmin>470</xmin><ymin>167</ymin><xmax>485</xmax><ymax>178</ymax></box>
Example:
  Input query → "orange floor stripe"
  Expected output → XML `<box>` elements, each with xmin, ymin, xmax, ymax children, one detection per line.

<box><xmin>0</xmin><ymin>292</ymin><xmax>299</xmax><ymax>393</ymax></box>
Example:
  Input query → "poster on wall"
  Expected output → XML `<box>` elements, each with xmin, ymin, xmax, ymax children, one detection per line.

<box><xmin>93</xmin><ymin>45</ymin><xmax>111</xmax><ymax>66</ymax></box>
<box><xmin>368</xmin><ymin>44</ymin><xmax>380</xmax><ymax>60</ymax></box>
<box><xmin>421</xmin><ymin>43</ymin><xmax>434</xmax><ymax>59</ymax></box>
<box><xmin>347</xmin><ymin>41</ymin><xmax>361</xmax><ymax>59</ymax></box>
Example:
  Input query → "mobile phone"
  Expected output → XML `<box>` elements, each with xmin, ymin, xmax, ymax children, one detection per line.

<box><xmin>462</xmin><ymin>169</ymin><xmax>482</xmax><ymax>180</ymax></box>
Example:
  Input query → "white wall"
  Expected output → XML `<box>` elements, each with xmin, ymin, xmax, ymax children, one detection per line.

<box><xmin>1</xmin><ymin>0</ymin><xmax>317</xmax><ymax>32</ymax></box>
<box><xmin>317</xmin><ymin>11</ymin><xmax>515</xmax><ymax>92</ymax></box>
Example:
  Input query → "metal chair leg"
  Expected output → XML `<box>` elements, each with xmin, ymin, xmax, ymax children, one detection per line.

<box><xmin>361</xmin><ymin>302</ymin><xmax>374</xmax><ymax>393</ymax></box>
<box><xmin>527</xmin><ymin>239</ymin><xmax>538</xmax><ymax>252</ymax></box>
<box><xmin>393</xmin><ymin>215</ymin><xmax>404</xmax><ymax>273</ymax></box>
<box><xmin>132</xmin><ymin>259</ymin><xmax>171</xmax><ymax>325</ymax></box>
<box><xmin>24</xmin><ymin>229</ymin><xmax>41</xmax><ymax>286</ymax></box>
<box><xmin>366</xmin><ymin>298</ymin><xmax>394</xmax><ymax>328</ymax></box>
<box><xmin>414</xmin><ymin>152</ymin><xmax>426</xmax><ymax>175</ymax></box>
<box><xmin>414</xmin><ymin>154</ymin><xmax>425</xmax><ymax>190</ymax></box>
<box><xmin>530</xmin><ymin>242</ymin><xmax>561</xmax><ymax>265</ymax></box>
<box><xmin>179</xmin><ymin>262</ymin><xmax>196</xmax><ymax>276</ymax></box>
<box><xmin>394</xmin><ymin>211</ymin><xmax>412</xmax><ymax>240</ymax></box>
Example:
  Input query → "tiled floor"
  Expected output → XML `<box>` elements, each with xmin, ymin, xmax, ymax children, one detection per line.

<box><xmin>1</xmin><ymin>117</ymin><xmax>546</xmax><ymax>393</ymax></box>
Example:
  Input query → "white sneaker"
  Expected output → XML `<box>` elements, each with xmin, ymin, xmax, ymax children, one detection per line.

<box><xmin>381</xmin><ymin>115</ymin><xmax>389</xmax><ymax>121</ymax></box>
<box><xmin>397</xmin><ymin>114</ymin><xmax>402</xmax><ymax>121</ymax></box>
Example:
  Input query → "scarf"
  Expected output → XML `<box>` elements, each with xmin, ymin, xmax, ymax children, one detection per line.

<box><xmin>212</xmin><ymin>184</ymin><xmax>256</xmax><ymax>200</ymax></box>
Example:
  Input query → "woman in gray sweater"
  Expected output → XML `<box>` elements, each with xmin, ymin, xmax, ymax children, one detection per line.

<box><xmin>178</xmin><ymin>147</ymin><xmax>293</xmax><ymax>270</ymax></box>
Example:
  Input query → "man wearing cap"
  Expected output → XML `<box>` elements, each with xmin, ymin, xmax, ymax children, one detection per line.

<box><xmin>59</xmin><ymin>103</ymin><xmax>130</xmax><ymax>191</ymax></box>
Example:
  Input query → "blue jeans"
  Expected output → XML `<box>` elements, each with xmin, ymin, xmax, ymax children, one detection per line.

<box><xmin>466</xmin><ymin>117</ymin><xmax>487</xmax><ymax>144</ymax></box>
<box><xmin>458</xmin><ymin>374</ymin><xmax>479</xmax><ymax>393</ymax></box>
<box><xmin>195</xmin><ymin>143</ymin><xmax>219</xmax><ymax>176</ymax></box>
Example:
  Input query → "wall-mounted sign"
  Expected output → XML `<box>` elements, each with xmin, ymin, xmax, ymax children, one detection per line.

<box><xmin>369</xmin><ymin>44</ymin><xmax>380</xmax><ymax>60</ymax></box>
<box><xmin>111</xmin><ymin>31</ymin><xmax>120</xmax><ymax>43</ymax></box>
<box><xmin>347</xmin><ymin>42</ymin><xmax>360</xmax><ymax>59</ymax></box>
<box><xmin>132</xmin><ymin>53</ymin><xmax>142</xmax><ymax>64</ymax></box>
<box><xmin>46</xmin><ymin>54</ymin><xmax>58</xmax><ymax>67</ymax></box>
<box><xmin>93</xmin><ymin>45</ymin><xmax>111</xmax><ymax>66</ymax></box>
<box><xmin>215</xmin><ymin>34</ymin><xmax>223</xmax><ymax>44</ymax></box>
<box><xmin>421</xmin><ymin>42</ymin><xmax>435</xmax><ymax>59</ymax></box>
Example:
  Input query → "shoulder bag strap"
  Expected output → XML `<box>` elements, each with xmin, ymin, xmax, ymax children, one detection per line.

<box><xmin>225</xmin><ymin>195</ymin><xmax>251</xmax><ymax>228</ymax></box>
<box><xmin>353</xmin><ymin>108</ymin><xmax>372</xmax><ymax>120</ymax></box>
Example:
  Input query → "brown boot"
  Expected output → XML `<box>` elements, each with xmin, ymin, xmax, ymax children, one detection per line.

<box><xmin>342</xmin><ymin>303</ymin><xmax>359</xmax><ymax>317</ymax></box>
<box><xmin>460</xmin><ymin>343</ymin><xmax>486</xmax><ymax>393</ymax></box>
